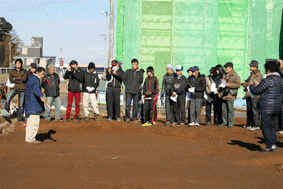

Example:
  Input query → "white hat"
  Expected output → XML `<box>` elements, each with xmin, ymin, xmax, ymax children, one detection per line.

<box><xmin>176</xmin><ymin>65</ymin><xmax>183</xmax><ymax>71</ymax></box>
<box><xmin>166</xmin><ymin>64</ymin><xmax>173</xmax><ymax>70</ymax></box>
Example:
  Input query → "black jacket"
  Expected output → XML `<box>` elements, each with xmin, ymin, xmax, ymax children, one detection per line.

<box><xmin>250</xmin><ymin>73</ymin><xmax>283</xmax><ymax>114</ymax></box>
<box><xmin>187</xmin><ymin>74</ymin><xmax>206</xmax><ymax>99</ymax></box>
<box><xmin>171</xmin><ymin>74</ymin><xmax>187</xmax><ymax>95</ymax></box>
<box><xmin>82</xmin><ymin>70</ymin><xmax>100</xmax><ymax>93</ymax></box>
<box><xmin>42</xmin><ymin>73</ymin><xmax>60</xmax><ymax>97</ymax></box>
<box><xmin>63</xmin><ymin>68</ymin><xmax>83</xmax><ymax>93</ymax></box>
<box><xmin>161</xmin><ymin>72</ymin><xmax>177</xmax><ymax>96</ymax></box>
<box><xmin>123</xmin><ymin>68</ymin><xmax>144</xmax><ymax>95</ymax></box>
<box><xmin>143</xmin><ymin>76</ymin><xmax>159</xmax><ymax>99</ymax></box>
<box><xmin>106</xmin><ymin>66</ymin><xmax>124</xmax><ymax>88</ymax></box>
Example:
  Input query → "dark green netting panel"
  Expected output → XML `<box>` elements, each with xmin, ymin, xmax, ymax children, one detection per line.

<box><xmin>115</xmin><ymin>0</ymin><xmax>283</xmax><ymax>97</ymax></box>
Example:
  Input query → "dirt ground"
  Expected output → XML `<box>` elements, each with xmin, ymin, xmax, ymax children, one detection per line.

<box><xmin>1</xmin><ymin>115</ymin><xmax>283</xmax><ymax>189</ymax></box>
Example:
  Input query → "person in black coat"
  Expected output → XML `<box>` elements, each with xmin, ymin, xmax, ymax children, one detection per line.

<box><xmin>63</xmin><ymin>60</ymin><xmax>83</xmax><ymax>122</ymax></box>
<box><xmin>250</xmin><ymin>60</ymin><xmax>283</xmax><ymax>152</ymax></box>
<box><xmin>213</xmin><ymin>64</ymin><xmax>225</xmax><ymax>125</ymax></box>
<box><xmin>171</xmin><ymin>65</ymin><xmax>187</xmax><ymax>126</ymax></box>
<box><xmin>187</xmin><ymin>66</ymin><xmax>206</xmax><ymax>126</ymax></box>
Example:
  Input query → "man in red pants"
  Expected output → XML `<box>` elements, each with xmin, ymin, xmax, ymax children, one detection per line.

<box><xmin>64</xmin><ymin>60</ymin><xmax>83</xmax><ymax>122</ymax></box>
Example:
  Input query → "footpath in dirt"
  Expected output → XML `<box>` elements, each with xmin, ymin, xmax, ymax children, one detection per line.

<box><xmin>1</xmin><ymin>116</ymin><xmax>283</xmax><ymax>189</ymax></box>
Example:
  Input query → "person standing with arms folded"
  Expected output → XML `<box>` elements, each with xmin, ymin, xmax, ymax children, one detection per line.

<box><xmin>64</xmin><ymin>60</ymin><xmax>83</xmax><ymax>122</ymax></box>
<box><xmin>5</xmin><ymin>59</ymin><xmax>28</xmax><ymax>122</ymax></box>
<box><xmin>242</xmin><ymin>60</ymin><xmax>262</xmax><ymax>131</ymax></box>
<box><xmin>187</xmin><ymin>66</ymin><xmax>206</xmax><ymax>126</ymax></box>
<box><xmin>42</xmin><ymin>65</ymin><xmax>62</xmax><ymax>122</ymax></box>
<box><xmin>161</xmin><ymin>64</ymin><xmax>177</xmax><ymax>125</ymax></box>
<box><xmin>106</xmin><ymin>60</ymin><xmax>124</xmax><ymax>122</ymax></box>
<box><xmin>25</xmin><ymin>67</ymin><xmax>46</xmax><ymax>144</ymax></box>
<box><xmin>219</xmin><ymin>62</ymin><xmax>241</xmax><ymax>128</ymax></box>
<box><xmin>82</xmin><ymin>62</ymin><xmax>100</xmax><ymax>121</ymax></box>
<box><xmin>122</xmin><ymin>59</ymin><xmax>143</xmax><ymax>123</ymax></box>
<box><xmin>171</xmin><ymin>65</ymin><xmax>187</xmax><ymax>127</ymax></box>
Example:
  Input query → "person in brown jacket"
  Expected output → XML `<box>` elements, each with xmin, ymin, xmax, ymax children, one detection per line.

<box><xmin>5</xmin><ymin>59</ymin><xmax>28</xmax><ymax>122</ymax></box>
<box><xmin>218</xmin><ymin>62</ymin><xmax>241</xmax><ymax>128</ymax></box>
<box><xmin>242</xmin><ymin>60</ymin><xmax>262</xmax><ymax>131</ymax></box>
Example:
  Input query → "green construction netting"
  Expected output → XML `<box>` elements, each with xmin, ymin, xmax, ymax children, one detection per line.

<box><xmin>115</xmin><ymin>0</ymin><xmax>283</xmax><ymax>97</ymax></box>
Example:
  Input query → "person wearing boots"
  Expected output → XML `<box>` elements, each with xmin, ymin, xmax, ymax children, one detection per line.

<box><xmin>82</xmin><ymin>62</ymin><xmax>100</xmax><ymax>121</ymax></box>
<box><xmin>161</xmin><ymin>64</ymin><xmax>177</xmax><ymax>125</ymax></box>
<box><xmin>219</xmin><ymin>62</ymin><xmax>241</xmax><ymax>128</ymax></box>
<box><xmin>187</xmin><ymin>66</ymin><xmax>206</xmax><ymax>126</ymax></box>
<box><xmin>142</xmin><ymin>66</ymin><xmax>159</xmax><ymax>126</ymax></box>
<box><xmin>171</xmin><ymin>65</ymin><xmax>187</xmax><ymax>127</ymax></box>
<box><xmin>242</xmin><ymin>60</ymin><xmax>262</xmax><ymax>131</ymax></box>
<box><xmin>106</xmin><ymin>60</ymin><xmax>124</xmax><ymax>122</ymax></box>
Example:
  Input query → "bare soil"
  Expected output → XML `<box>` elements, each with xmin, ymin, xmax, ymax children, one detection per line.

<box><xmin>1</xmin><ymin>115</ymin><xmax>283</xmax><ymax>189</ymax></box>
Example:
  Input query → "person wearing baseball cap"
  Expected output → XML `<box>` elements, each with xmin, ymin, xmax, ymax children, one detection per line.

<box><xmin>106</xmin><ymin>60</ymin><xmax>124</xmax><ymax>122</ymax></box>
<box><xmin>242</xmin><ymin>60</ymin><xmax>262</xmax><ymax>131</ymax></box>
<box><xmin>187</xmin><ymin>66</ymin><xmax>206</xmax><ymax>126</ymax></box>
<box><xmin>171</xmin><ymin>65</ymin><xmax>187</xmax><ymax>126</ymax></box>
<box><xmin>218</xmin><ymin>62</ymin><xmax>241</xmax><ymax>128</ymax></box>
<box><xmin>161</xmin><ymin>64</ymin><xmax>177</xmax><ymax>125</ymax></box>
<box><xmin>27</xmin><ymin>63</ymin><xmax>38</xmax><ymax>79</ymax></box>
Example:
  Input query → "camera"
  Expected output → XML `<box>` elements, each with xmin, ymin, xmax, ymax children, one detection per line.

<box><xmin>71</xmin><ymin>67</ymin><xmax>75</xmax><ymax>72</ymax></box>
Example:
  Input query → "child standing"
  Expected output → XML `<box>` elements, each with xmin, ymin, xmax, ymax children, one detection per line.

<box><xmin>142</xmin><ymin>66</ymin><xmax>159</xmax><ymax>126</ymax></box>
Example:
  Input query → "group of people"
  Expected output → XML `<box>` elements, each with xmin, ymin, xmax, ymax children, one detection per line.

<box><xmin>4</xmin><ymin>57</ymin><xmax>283</xmax><ymax>152</ymax></box>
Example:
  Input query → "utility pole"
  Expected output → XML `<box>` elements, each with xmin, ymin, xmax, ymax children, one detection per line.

<box><xmin>108</xmin><ymin>0</ymin><xmax>115</xmax><ymax>67</ymax></box>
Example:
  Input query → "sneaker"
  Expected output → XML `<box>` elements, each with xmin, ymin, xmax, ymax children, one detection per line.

<box><xmin>180</xmin><ymin>123</ymin><xmax>185</xmax><ymax>127</ymax></box>
<box><xmin>46</xmin><ymin>119</ymin><xmax>51</xmax><ymax>122</ymax></box>
<box><xmin>262</xmin><ymin>145</ymin><xmax>277</xmax><ymax>152</ymax></box>
<box><xmin>26</xmin><ymin>140</ymin><xmax>41</xmax><ymax>144</ymax></box>
<box><xmin>66</xmin><ymin>118</ymin><xmax>71</xmax><ymax>122</ymax></box>
<box><xmin>195</xmin><ymin>123</ymin><xmax>200</xmax><ymax>126</ymax></box>
<box><xmin>107</xmin><ymin>118</ymin><xmax>113</xmax><ymax>122</ymax></box>
<box><xmin>84</xmin><ymin>117</ymin><xmax>89</xmax><ymax>121</ymax></box>
<box><xmin>126</xmin><ymin>119</ymin><xmax>130</xmax><ymax>123</ymax></box>
<box><xmin>55</xmin><ymin>118</ymin><xmax>63</xmax><ymax>122</ymax></box>
<box><xmin>188</xmin><ymin>122</ymin><xmax>195</xmax><ymax>126</ymax></box>
<box><xmin>206</xmin><ymin>122</ymin><xmax>211</xmax><ymax>126</ymax></box>
<box><xmin>171</xmin><ymin>122</ymin><xmax>176</xmax><ymax>127</ymax></box>
<box><xmin>116</xmin><ymin>118</ymin><xmax>121</xmax><ymax>122</ymax></box>
<box><xmin>228</xmin><ymin>125</ymin><xmax>233</xmax><ymax>128</ymax></box>
<box><xmin>152</xmin><ymin>121</ymin><xmax>157</xmax><ymax>125</ymax></box>
<box><xmin>148</xmin><ymin>123</ymin><xmax>152</xmax><ymax>126</ymax></box>
<box><xmin>278</xmin><ymin>130</ymin><xmax>283</xmax><ymax>134</ymax></box>
<box><xmin>243</xmin><ymin>124</ymin><xmax>250</xmax><ymax>128</ymax></box>
<box><xmin>246</xmin><ymin>126</ymin><xmax>252</xmax><ymax>130</ymax></box>
<box><xmin>142</xmin><ymin>122</ymin><xmax>151</xmax><ymax>127</ymax></box>
<box><xmin>218</xmin><ymin>123</ymin><xmax>226</xmax><ymax>127</ymax></box>
<box><xmin>134</xmin><ymin>120</ymin><xmax>139</xmax><ymax>124</ymax></box>
<box><xmin>165</xmin><ymin>122</ymin><xmax>170</xmax><ymax>125</ymax></box>
<box><xmin>75</xmin><ymin>117</ymin><xmax>81</xmax><ymax>122</ymax></box>
<box><xmin>249</xmin><ymin>127</ymin><xmax>260</xmax><ymax>131</ymax></box>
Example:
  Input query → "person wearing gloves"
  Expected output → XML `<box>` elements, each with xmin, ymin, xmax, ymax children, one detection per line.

<box><xmin>170</xmin><ymin>65</ymin><xmax>187</xmax><ymax>127</ymax></box>
<box><xmin>242</xmin><ymin>60</ymin><xmax>262</xmax><ymax>131</ymax></box>
<box><xmin>161</xmin><ymin>64</ymin><xmax>177</xmax><ymax>125</ymax></box>
<box><xmin>25</xmin><ymin>67</ymin><xmax>46</xmax><ymax>144</ymax></box>
<box><xmin>249</xmin><ymin>60</ymin><xmax>283</xmax><ymax>152</ymax></box>
<box><xmin>142</xmin><ymin>66</ymin><xmax>159</xmax><ymax>126</ymax></box>
<box><xmin>82</xmin><ymin>62</ymin><xmax>100</xmax><ymax>121</ymax></box>
<box><xmin>42</xmin><ymin>65</ymin><xmax>62</xmax><ymax>122</ymax></box>
<box><xmin>64</xmin><ymin>60</ymin><xmax>83</xmax><ymax>122</ymax></box>
<box><xmin>187</xmin><ymin>66</ymin><xmax>206</xmax><ymax>126</ymax></box>
<box><xmin>205</xmin><ymin>67</ymin><xmax>217</xmax><ymax>125</ymax></box>
<box><xmin>218</xmin><ymin>62</ymin><xmax>241</xmax><ymax>128</ymax></box>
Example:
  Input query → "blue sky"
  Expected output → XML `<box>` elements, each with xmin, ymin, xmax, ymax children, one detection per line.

<box><xmin>0</xmin><ymin>0</ymin><xmax>111</xmax><ymax>66</ymax></box>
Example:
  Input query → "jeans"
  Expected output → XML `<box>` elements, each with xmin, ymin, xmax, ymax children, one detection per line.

<box><xmin>205</xmin><ymin>100</ymin><xmax>213</xmax><ymax>123</ymax></box>
<box><xmin>5</xmin><ymin>89</ymin><xmax>25</xmax><ymax>120</ymax></box>
<box><xmin>246</xmin><ymin>97</ymin><xmax>260</xmax><ymax>127</ymax></box>
<box><xmin>222</xmin><ymin>100</ymin><xmax>234</xmax><ymax>125</ymax></box>
<box><xmin>190</xmin><ymin>99</ymin><xmax>202</xmax><ymax>124</ymax></box>
<box><xmin>45</xmin><ymin>96</ymin><xmax>61</xmax><ymax>121</ymax></box>
<box><xmin>165</xmin><ymin>95</ymin><xmax>174</xmax><ymax>123</ymax></box>
<box><xmin>261</xmin><ymin>112</ymin><xmax>278</xmax><ymax>148</ymax></box>
<box><xmin>125</xmin><ymin>93</ymin><xmax>139</xmax><ymax>121</ymax></box>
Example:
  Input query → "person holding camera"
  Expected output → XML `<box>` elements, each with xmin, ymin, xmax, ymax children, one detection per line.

<box><xmin>64</xmin><ymin>60</ymin><xmax>83</xmax><ymax>122</ymax></box>
<box><xmin>106</xmin><ymin>60</ymin><xmax>124</xmax><ymax>122</ymax></box>
<box><xmin>242</xmin><ymin>60</ymin><xmax>262</xmax><ymax>131</ymax></box>
<box><xmin>218</xmin><ymin>62</ymin><xmax>241</xmax><ymax>128</ymax></box>
<box><xmin>187</xmin><ymin>66</ymin><xmax>206</xmax><ymax>126</ymax></box>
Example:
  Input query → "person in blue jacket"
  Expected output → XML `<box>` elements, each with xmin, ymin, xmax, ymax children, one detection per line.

<box><xmin>25</xmin><ymin>67</ymin><xmax>46</xmax><ymax>144</ymax></box>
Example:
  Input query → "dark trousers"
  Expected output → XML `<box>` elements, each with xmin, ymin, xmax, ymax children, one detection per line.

<box><xmin>106</xmin><ymin>87</ymin><xmax>121</xmax><ymax>119</ymax></box>
<box><xmin>187</xmin><ymin>100</ymin><xmax>190</xmax><ymax>124</ymax></box>
<box><xmin>173</xmin><ymin>93</ymin><xmax>186</xmax><ymax>124</ymax></box>
<box><xmin>125</xmin><ymin>93</ymin><xmax>139</xmax><ymax>121</ymax></box>
<box><xmin>246</xmin><ymin>97</ymin><xmax>260</xmax><ymax>127</ymax></box>
<box><xmin>144</xmin><ymin>99</ymin><xmax>154</xmax><ymax>123</ymax></box>
<box><xmin>165</xmin><ymin>95</ymin><xmax>174</xmax><ymax>123</ymax></box>
<box><xmin>190</xmin><ymin>98</ymin><xmax>202</xmax><ymax>124</ymax></box>
<box><xmin>261</xmin><ymin>112</ymin><xmax>278</xmax><ymax>148</ymax></box>
<box><xmin>222</xmin><ymin>100</ymin><xmax>234</xmax><ymax>125</ymax></box>
<box><xmin>205</xmin><ymin>100</ymin><xmax>213</xmax><ymax>123</ymax></box>
<box><xmin>278</xmin><ymin>106</ymin><xmax>283</xmax><ymax>131</ymax></box>
<box><xmin>214</xmin><ymin>96</ymin><xmax>222</xmax><ymax>124</ymax></box>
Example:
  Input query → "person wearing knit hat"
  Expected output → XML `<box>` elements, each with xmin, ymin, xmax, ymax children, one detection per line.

<box><xmin>106</xmin><ymin>59</ymin><xmax>124</xmax><ymax>122</ymax></box>
<box><xmin>82</xmin><ymin>62</ymin><xmax>100</xmax><ymax>121</ymax></box>
<box><xmin>161</xmin><ymin>64</ymin><xmax>177</xmax><ymax>125</ymax></box>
